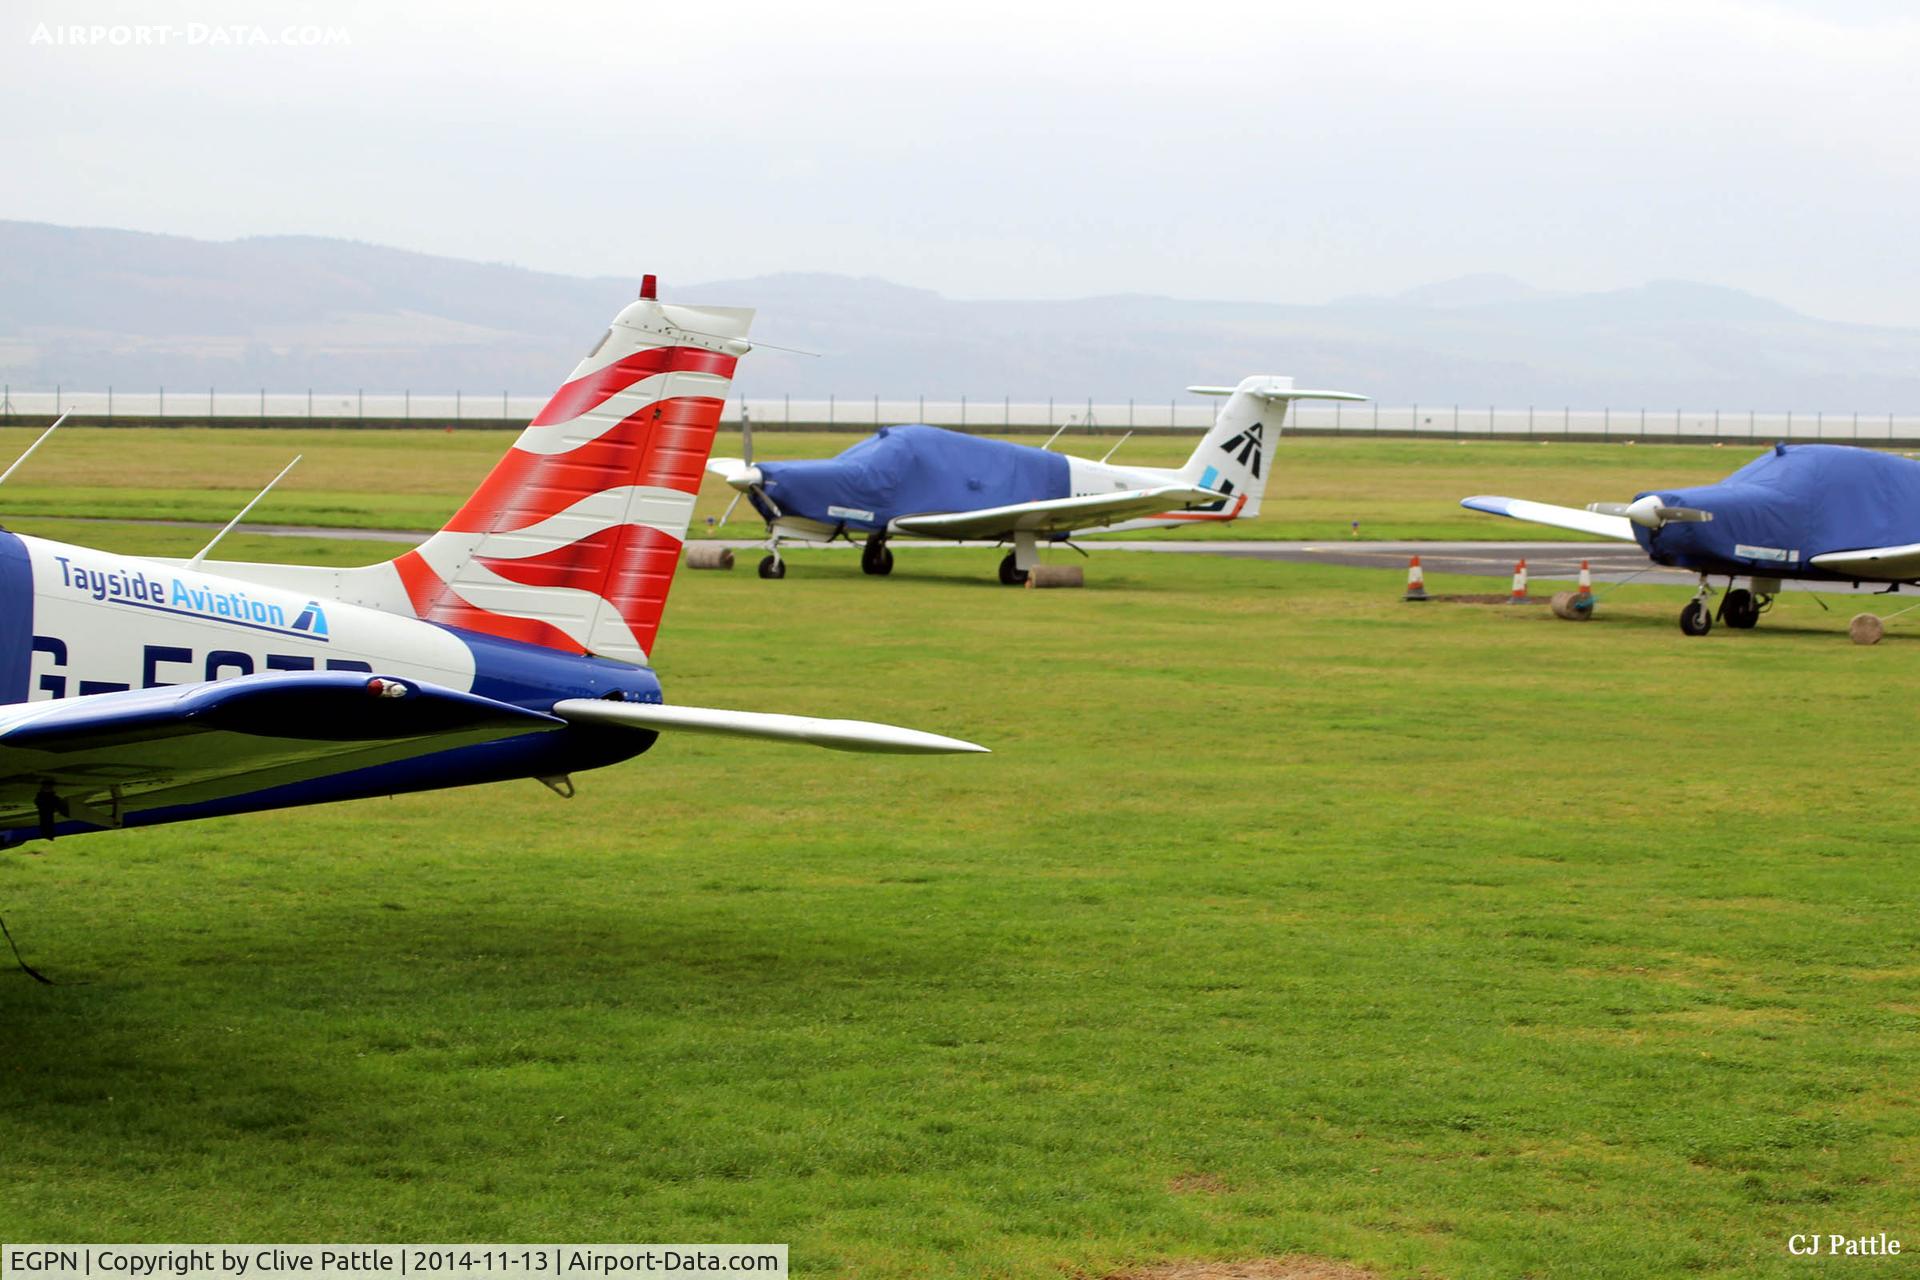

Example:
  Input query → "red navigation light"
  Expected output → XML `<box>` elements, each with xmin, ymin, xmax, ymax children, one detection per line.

<box><xmin>639</xmin><ymin>274</ymin><xmax>658</xmax><ymax>301</ymax></box>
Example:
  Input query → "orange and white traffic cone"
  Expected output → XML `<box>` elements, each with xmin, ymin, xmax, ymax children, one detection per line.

<box><xmin>1404</xmin><ymin>555</ymin><xmax>1429</xmax><ymax>601</ymax></box>
<box><xmin>1576</xmin><ymin>559</ymin><xmax>1593</xmax><ymax>601</ymax></box>
<box><xmin>1509</xmin><ymin>558</ymin><xmax>1529</xmax><ymax>602</ymax></box>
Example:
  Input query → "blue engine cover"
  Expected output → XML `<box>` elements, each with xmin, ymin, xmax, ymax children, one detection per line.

<box><xmin>757</xmin><ymin>426</ymin><xmax>1071</xmax><ymax>531</ymax></box>
<box><xmin>1636</xmin><ymin>444</ymin><xmax>1920</xmax><ymax>577</ymax></box>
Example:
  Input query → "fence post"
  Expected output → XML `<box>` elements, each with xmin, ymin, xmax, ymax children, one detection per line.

<box><xmin>1413</xmin><ymin>404</ymin><xmax>1419</xmax><ymax>436</ymax></box>
<box><xmin>873</xmin><ymin>393</ymin><xmax>879</xmax><ymax>424</ymax></box>
<box><xmin>829</xmin><ymin>393</ymin><xmax>835</xmax><ymax>426</ymax></box>
<box><xmin>405</xmin><ymin>390</ymin><xmax>410</xmax><ymax>422</ymax></box>
<box><xmin>456</xmin><ymin>389</ymin><xmax>462</xmax><ymax>422</ymax></box>
<box><xmin>160</xmin><ymin>386</ymin><xmax>165</xmax><ymax>416</ymax></box>
<box><xmin>108</xmin><ymin>386</ymin><xmax>113</xmax><ymax>421</ymax></box>
<box><xmin>308</xmin><ymin>389</ymin><xmax>313</xmax><ymax>420</ymax></box>
<box><xmin>919</xmin><ymin>394</ymin><xmax>925</xmax><ymax>421</ymax></box>
<box><xmin>784</xmin><ymin>393</ymin><xmax>790</xmax><ymax>424</ymax></box>
<box><xmin>1048</xmin><ymin>397</ymin><xmax>1054</xmax><ymax>427</ymax></box>
<box><xmin>960</xmin><ymin>395</ymin><xmax>967</xmax><ymax>428</ymax></box>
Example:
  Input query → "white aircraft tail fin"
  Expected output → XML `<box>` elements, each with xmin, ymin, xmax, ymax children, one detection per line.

<box><xmin>1178</xmin><ymin>377</ymin><xmax>1366</xmax><ymax>520</ymax></box>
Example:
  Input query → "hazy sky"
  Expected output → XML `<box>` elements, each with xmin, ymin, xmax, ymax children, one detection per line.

<box><xmin>7</xmin><ymin>0</ymin><xmax>1919</xmax><ymax>323</ymax></box>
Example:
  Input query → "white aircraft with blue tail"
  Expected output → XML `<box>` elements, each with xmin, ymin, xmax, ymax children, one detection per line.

<box><xmin>0</xmin><ymin>280</ymin><xmax>984</xmax><ymax>852</ymax></box>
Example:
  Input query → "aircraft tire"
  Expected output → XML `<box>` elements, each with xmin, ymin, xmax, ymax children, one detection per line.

<box><xmin>758</xmin><ymin>554</ymin><xmax>787</xmax><ymax>580</ymax></box>
<box><xmin>1722</xmin><ymin>588</ymin><xmax>1758</xmax><ymax>629</ymax></box>
<box><xmin>862</xmin><ymin>543</ymin><xmax>894</xmax><ymax>576</ymax></box>
<box><xmin>998</xmin><ymin>553</ymin><xmax>1029</xmax><ymax>587</ymax></box>
<box><xmin>1679</xmin><ymin>599</ymin><xmax>1712</xmax><ymax>636</ymax></box>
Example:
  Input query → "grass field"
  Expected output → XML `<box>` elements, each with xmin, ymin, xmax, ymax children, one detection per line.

<box><xmin>0</xmin><ymin>426</ymin><xmax>1785</xmax><ymax>542</ymax></box>
<box><xmin>2</xmin><ymin>531</ymin><xmax>1916</xmax><ymax>1278</ymax></box>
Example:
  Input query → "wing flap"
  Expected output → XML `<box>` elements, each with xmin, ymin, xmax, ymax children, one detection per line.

<box><xmin>554</xmin><ymin>698</ymin><xmax>987</xmax><ymax>755</ymax></box>
<box><xmin>1808</xmin><ymin>543</ymin><xmax>1920</xmax><ymax>578</ymax></box>
<box><xmin>893</xmin><ymin>485</ymin><xmax>1225</xmax><ymax>539</ymax></box>
<box><xmin>1460</xmin><ymin>495</ymin><xmax>1639</xmax><ymax>542</ymax></box>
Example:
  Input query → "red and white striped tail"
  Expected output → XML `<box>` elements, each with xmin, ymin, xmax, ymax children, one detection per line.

<box><xmin>392</xmin><ymin>289</ymin><xmax>753</xmax><ymax>664</ymax></box>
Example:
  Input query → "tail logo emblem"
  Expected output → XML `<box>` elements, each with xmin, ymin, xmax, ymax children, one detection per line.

<box><xmin>290</xmin><ymin>601</ymin><xmax>330</xmax><ymax>637</ymax></box>
<box><xmin>1221</xmin><ymin>421</ymin><xmax>1264</xmax><ymax>478</ymax></box>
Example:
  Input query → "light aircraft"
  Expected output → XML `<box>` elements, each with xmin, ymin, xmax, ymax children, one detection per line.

<box><xmin>0</xmin><ymin>280</ymin><xmax>984</xmax><ymax>850</ymax></box>
<box><xmin>708</xmin><ymin>376</ymin><xmax>1366</xmax><ymax>583</ymax></box>
<box><xmin>1463</xmin><ymin>442</ymin><xmax>1920</xmax><ymax>635</ymax></box>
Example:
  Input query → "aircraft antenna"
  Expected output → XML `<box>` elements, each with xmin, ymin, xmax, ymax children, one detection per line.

<box><xmin>188</xmin><ymin>454</ymin><xmax>302</xmax><ymax>569</ymax></box>
<box><xmin>0</xmin><ymin>412</ymin><xmax>71</xmax><ymax>488</ymax></box>
<box><xmin>1098</xmin><ymin>431</ymin><xmax>1133</xmax><ymax>464</ymax></box>
<box><xmin>1039</xmin><ymin>422</ymin><xmax>1070</xmax><ymax>452</ymax></box>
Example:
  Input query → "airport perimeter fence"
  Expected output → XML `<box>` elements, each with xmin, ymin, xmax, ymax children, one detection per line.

<box><xmin>5</xmin><ymin>387</ymin><xmax>1920</xmax><ymax>444</ymax></box>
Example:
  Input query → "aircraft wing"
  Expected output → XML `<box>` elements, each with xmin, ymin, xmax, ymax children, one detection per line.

<box><xmin>891</xmin><ymin>485</ymin><xmax>1226</xmax><ymax>539</ymax></box>
<box><xmin>1808</xmin><ymin>543</ymin><xmax>1920</xmax><ymax>579</ymax></box>
<box><xmin>1460</xmin><ymin>495</ymin><xmax>1639</xmax><ymax>542</ymax></box>
<box><xmin>0</xmin><ymin>672</ymin><xmax>564</xmax><ymax>835</ymax></box>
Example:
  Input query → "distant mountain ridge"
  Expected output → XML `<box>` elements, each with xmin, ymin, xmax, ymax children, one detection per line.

<box><xmin>0</xmin><ymin>221</ymin><xmax>1915</xmax><ymax>409</ymax></box>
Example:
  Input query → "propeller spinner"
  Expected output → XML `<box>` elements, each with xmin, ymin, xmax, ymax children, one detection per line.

<box><xmin>1588</xmin><ymin>495</ymin><xmax>1713</xmax><ymax>530</ymax></box>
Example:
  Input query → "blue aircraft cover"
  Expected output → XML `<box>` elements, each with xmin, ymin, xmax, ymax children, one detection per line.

<box><xmin>756</xmin><ymin>425</ymin><xmax>1071</xmax><ymax>532</ymax></box>
<box><xmin>1636</xmin><ymin>443</ymin><xmax>1920</xmax><ymax>571</ymax></box>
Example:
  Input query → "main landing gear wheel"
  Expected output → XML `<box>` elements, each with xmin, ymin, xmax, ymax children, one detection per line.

<box><xmin>861</xmin><ymin>540</ymin><xmax>894</xmax><ymax>576</ymax></box>
<box><xmin>757</xmin><ymin>554</ymin><xmax>786</xmax><ymax>580</ymax></box>
<box><xmin>1679</xmin><ymin>599</ymin><xmax>1712</xmax><ymax>636</ymax></box>
<box><xmin>1720</xmin><ymin>588</ymin><xmax>1759</xmax><ymax>629</ymax></box>
<box><xmin>997</xmin><ymin>552</ymin><xmax>1029</xmax><ymax>587</ymax></box>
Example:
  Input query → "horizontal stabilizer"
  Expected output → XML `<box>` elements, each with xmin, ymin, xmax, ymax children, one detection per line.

<box><xmin>1460</xmin><ymin>495</ymin><xmax>1639</xmax><ymax>542</ymax></box>
<box><xmin>1187</xmin><ymin>382</ymin><xmax>1368</xmax><ymax>402</ymax></box>
<box><xmin>553</xmin><ymin>698</ymin><xmax>988</xmax><ymax>755</ymax></box>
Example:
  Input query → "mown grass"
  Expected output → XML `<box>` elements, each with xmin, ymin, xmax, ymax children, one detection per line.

<box><xmin>0</xmin><ymin>427</ymin><xmax>1794</xmax><ymax>542</ymax></box>
<box><xmin>2</xmin><ymin>536</ymin><xmax>1915</xmax><ymax>1278</ymax></box>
